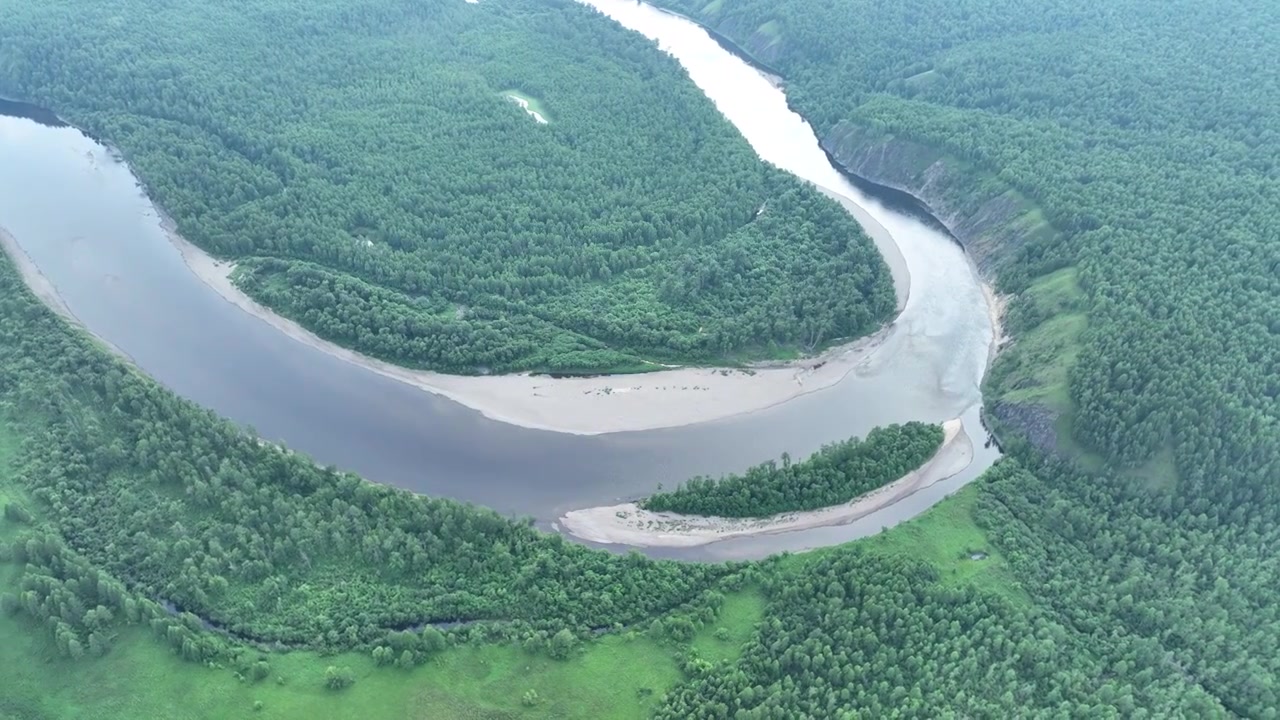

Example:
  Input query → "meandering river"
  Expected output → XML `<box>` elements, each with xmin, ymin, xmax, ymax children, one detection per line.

<box><xmin>0</xmin><ymin>0</ymin><xmax>999</xmax><ymax>560</ymax></box>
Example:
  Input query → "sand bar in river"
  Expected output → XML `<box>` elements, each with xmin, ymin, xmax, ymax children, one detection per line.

<box><xmin>558</xmin><ymin>418</ymin><xmax>970</xmax><ymax>547</ymax></box>
<box><xmin>165</xmin><ymin>212</ymin><xmax>910</xmax><ymax>436</ymax></box>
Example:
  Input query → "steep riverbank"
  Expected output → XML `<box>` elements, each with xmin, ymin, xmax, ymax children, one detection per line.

<box><xmin>820</xmin><ymin>124</ymin><xmax>1056</xmax><ymax>274</ymax></box>
<box><xmin>559</xmin><ymin>419</ymin><xmax>969</xmax><ymax>547</ymax></box>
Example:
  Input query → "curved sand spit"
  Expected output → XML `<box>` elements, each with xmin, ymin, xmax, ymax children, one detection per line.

<box><xmin>163</xmin><ymin>208</ymin><xmax>931</xmax><ymax>436</ymax></box>
<box><xmin>558</xmin><ymin>419</ymin><xmax>970</xmax><ymax>547</ymax></box>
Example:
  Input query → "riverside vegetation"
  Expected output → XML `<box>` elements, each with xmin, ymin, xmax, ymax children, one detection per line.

<box><xmin>0</xmin><ymin>0</ymin><xmax>895</xmax><ymax>375</ymax></box>
<box><xmin>642</xmin><ymin>422</ymin><xmax>943</xmax><ymax>517</ymax></box>
<box><xmin>0</xmin><ymin>252</ymin><xmax>1227</xmax><ymax>717</ymax></box>
<box><xmin>644</xmin><ymin>0</ymin><xmax>1280</xmax><ymax>714</ymax></box>
<box><xmin>2</xmin><ymin>0</ymin><xmax>1280</xmax><ymax>717</ymax></box>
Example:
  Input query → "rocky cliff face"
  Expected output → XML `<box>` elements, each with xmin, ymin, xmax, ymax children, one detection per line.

<box><xmin>821</xmin><ymin>121</ymin><xmax>1047</xmax><ymax>276</ymax></box>
<box><xmin>707</xmin><ymin>15</ymin><xmax>785</xmax><ymax>68</ymax></box>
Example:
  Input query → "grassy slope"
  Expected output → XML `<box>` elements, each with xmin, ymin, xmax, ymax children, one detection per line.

<box><xmin>989</xmin><ymin>267</ymin><xmax>1100</xmax><ymax>464</ymax></box>
<box><xmin>690</xmin><ymin>590</ymin><xmax>765</xmax><ymax>665</ymax></box>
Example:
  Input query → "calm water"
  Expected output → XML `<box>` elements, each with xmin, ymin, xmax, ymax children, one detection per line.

<box><xmin>0</xmin><ymin>3</ymin><xmax>997</xmax><ymax>560</ymax></box>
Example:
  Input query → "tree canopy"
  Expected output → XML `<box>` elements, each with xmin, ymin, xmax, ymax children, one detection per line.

<box><xmin>0</xmin><ymin>0</ymin><xmax>895</xmax><ymax>374</ymax></box>
<box><xmin>643</xmin><ymin>422</ymin><xmax>943</xmax><ymax>517</ymax></box>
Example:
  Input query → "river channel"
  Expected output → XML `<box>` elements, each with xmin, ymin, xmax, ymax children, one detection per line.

<box><xmin>0</xmin><ymin>0</ymin><xmax>999</xmax><ymax>561</ymax></box>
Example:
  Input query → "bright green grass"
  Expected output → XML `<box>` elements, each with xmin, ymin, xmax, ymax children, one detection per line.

<box><xmin>0</xmin><ymin>586</ymin><xmax>685</xmax><ymax>720</ymax></box>
<box><xmin>499</xmin><ymin>90</ymin><xmax>552</xmax><ymax>123</ymax></box>
<box><xmin>991</xmin><ymin>267</ymin><xmax>1095</xmax><ymax>462</ymax></box>
<box><xmin>861</xmin><ymin>485</ymin><xmax>1030</xmax><ymax>607</ymax></box>
<box><xmin>691</xmin><ymin>590</ymin><xmax>765</xmax><ymax>664</ymax></box>
<box><xmin>1000</xmin><ymin>312</ymin><xmax>1086</xmax><ymax>411</ymax></box>
<box><xmin>765</xmin><ymin>484</ymin><xmax>1030</xmax><ymax>609</ymax></box>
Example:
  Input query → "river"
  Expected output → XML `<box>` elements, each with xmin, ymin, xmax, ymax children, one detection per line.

<box><xmin>0</xmin><ymin>0</ymin><xmax>998</xmax><ymax>561</ymax></box>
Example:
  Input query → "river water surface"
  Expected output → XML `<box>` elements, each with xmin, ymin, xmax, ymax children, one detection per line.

<box><xmin>0</xmin><ymin>1</ymin><xmax>998</xmax><ymax>560</ymax></box>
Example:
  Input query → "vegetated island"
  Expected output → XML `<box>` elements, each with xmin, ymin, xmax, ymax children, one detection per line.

<box><xmin>0</xmin><ymin>0</ymin><xmax>895</xmax><ymax>376</ymax></box>
<box><xmin>561</xmin><ymin>419</ymin><xmax>967</xmax><ymax>548</ymax></box>
<box><xmin>646</xmin><ymin>421</ymin><xmax>945</xmax><ymax>516</ymax></box>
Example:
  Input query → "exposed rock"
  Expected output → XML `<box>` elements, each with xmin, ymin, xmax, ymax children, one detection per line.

<box><xmin>820</xmin><ymin>122</ymin><xmax>1044</xmax><ymax>275</ymax></box>
<box><xmin>990</xmin><ymin>400</ymin><xmax>1060</xmax><ymax>456</ymax></box>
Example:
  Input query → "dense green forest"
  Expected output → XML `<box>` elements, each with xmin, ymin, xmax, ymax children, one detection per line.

<box><xmin>0</xmin><ymin>0</ymin><xmax>896</xmax><ymax>374</ymax></box>
<box><xmin>0</xmin><ymin>251</ymin><xmax>1230</xmax><ymax>715</ymax></box>
<box><xmin>637</xmin><ymin>0</ymin><xmax>1280</xmax><ymax>715</ymax></box>
<box><xmin>643</xmin><ymin>422</ymin><xmax>942</xmax><ymax>517</ymax></box>
<box><xmin>2</xmin><ymin>0</ymin><xmax>1280</xmax><ymax>716</ymax></box>
<box><xmin>0</xmin><ymin>258</ymin><xmax>741</xmax><ymax>654</ymax></box>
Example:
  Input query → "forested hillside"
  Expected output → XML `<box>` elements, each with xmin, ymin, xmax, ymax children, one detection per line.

<box><xmin>0</xmin><ymin>251</ymin><xmax>1229</xmax><ymax>716</ymax></box>
<box><xmin>0</xmin><ymin>0</ymin><xmax>895</xmax><ymax>374</ymax></box>
<box><xmin>2</xmin><ymin>0</ymin><xmax>1279</xmax><ymax>717</ymax></box>
<box><xmin>643</xmin><ymin>0</ymin><xmax>1280</xmax><ymax>714</ymax></box>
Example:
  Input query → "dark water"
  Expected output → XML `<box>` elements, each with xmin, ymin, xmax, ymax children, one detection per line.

<box><xmin>0</xmin><ymin>4</ymin><xmax>998</xmax><ymax>560</ymax></box>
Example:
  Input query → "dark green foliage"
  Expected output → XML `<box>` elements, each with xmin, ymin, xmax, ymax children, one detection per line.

<box><xmin>0</xmin><ymin>1</ymin><xmax>1277</xmax><ymax>715</ymax></box>
<box><xmin>0</xmin><ymin>0</ymin><xmax>895</xmax><ymax>374</ymax></box>
<box><xmin>0</xmin><ymin>256</ymin><xmax>735</xmax><ymax>650</ymax></box>
<box><xmin>547</xmin><ymin>629</ymin><xmax>577</xmax><ymax>660</ymax></box>
<box><xmin>655</xmin><ymin>550</ymin><xmax>1225</xmax><ymax>718</ymax></box>
<box><xmin>639</xmin><ymin>0</ymin><xmax>1280</xmax><ymax>714</ymax></box>
<box><xmin>643</xmin><ymin>422</ymin><xmax>943</xmax><ymax>517</ymax></box>
<box><xmin>653</xmin><ymin>0</ymin><xmax>1280</xmax><ymax>485</ymax></box>
<box><xmin>978</xmin><ymin>459</ymin><xmax>1280</xmax><ymax>717</ymax></box>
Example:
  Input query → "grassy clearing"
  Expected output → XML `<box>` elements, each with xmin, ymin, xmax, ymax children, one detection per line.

<box><xmin>499</xmin><ymin>90</ymin><xmax>551</xmax><ymax>123</ymax></box>
<box><xmin>0</xmin><ymin>587</ymin><xmax>687</xmax><ymax>720</ymax></box>
<box><xmin>990</xmin><ymin>267</ymin><xmax>1096</xmax><ymax>463</ymax></box>
<box><xmin>691</xmin><ymin>590</ymin><xmax>765</xmax><ymax>664</ymax></box>
<box><xmin>755</xmin><ymin>20</ymin><xmax>782</xmax><ymax>41</ymax></box>
<box><xmin>861</xmin><ymin>485</ymin><xmax>1030</xmax><ymax>608</ymax></box>
<box><xmin>767</xmin><ymin>484</ymin><xmax>1030</xmax><ymax>609</ymax></box>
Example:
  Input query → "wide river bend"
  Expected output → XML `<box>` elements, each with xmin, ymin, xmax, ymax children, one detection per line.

<box><xmin>0</xmin><ymin>0</ymin><xmax>999</xmax><ymax>560</ymax></box>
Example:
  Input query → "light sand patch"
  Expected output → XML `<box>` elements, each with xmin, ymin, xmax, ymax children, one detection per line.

<box><xmin>559</xmin><ymin>419</ymin><xmax>969</xmax><ymax>547</ymax></box>
<box><xmin>981</xmin><ymin>282</ymin><xmax>1011</xmax><ymax>364</ymax></box>
<box><xmin>163</xmin><ymin>215</ymin><xmax>905</xmax><ymax>436</ymax></box>
<box><xmin>505</xmin><ymin>94</ymin><xmax>549</xmax><ymax>124</ymax></box>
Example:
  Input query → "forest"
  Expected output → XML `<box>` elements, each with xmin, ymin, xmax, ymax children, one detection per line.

<box><xmin>640</xmin><ymin>0</ymin><xmax>1280</xmax><ymax>714</ymax></box>
<box><xmin>0</xmin><ymin>251</ymin><xmax>1232</xmax><ymax>716</ymax></box>
<box><xmin>0</xmin><ymin>0</ymin><xmax>896</xmax><ymax>375</ymax></box>
<box><xmin>1</xmin><ymin>0</ymin><xmax>1279</xmax><ymax>716</ymax></box>
<box><xmin>643</xmin><ymin>422</ymin><xmax>942</xmax><ymax>517</ymax></box>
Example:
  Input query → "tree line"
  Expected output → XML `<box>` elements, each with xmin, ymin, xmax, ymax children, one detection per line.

<box><xmin>0</xmin><ymin>257</ymin><xmax>738</xmax><ymax>655</ymax></box>
<box><xmin>643</xmin><ymin>422</ymin><xmax>943</xmax><ymax>517</ymax></box>
<box><xmin>0</xmin><ymin>0</ymin><xmax>894</xmax><ymax>375</ymax></box>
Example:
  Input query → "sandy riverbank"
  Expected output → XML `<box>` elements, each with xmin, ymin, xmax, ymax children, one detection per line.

<box><xmin>165</xmin><ymin>212</ymin><xmax>911</xmax><ymax>436</ymax></box>
<box><xmin>558</xmin><ymin>418</ymin><xmax>970</xmax><ymax>547</ymax></box>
